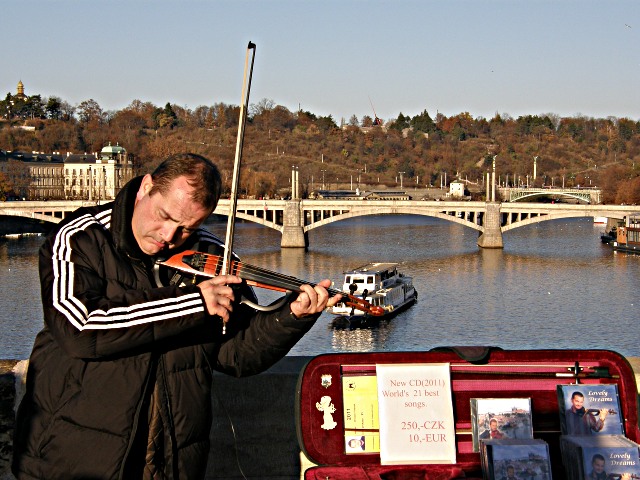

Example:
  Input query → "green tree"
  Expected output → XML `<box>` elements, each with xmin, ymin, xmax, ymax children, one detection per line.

<box><xmin>618</xmin><ymin>118</ymin><xmax>635</xmax><ymax>140</ymax></box>
<box><xmin>153</xmin><ymin>102</ymin><xmax>178</xmax><ymax>129</ymax></box>
<box><xmin>316</xmin><ymin>115</ymin><xmax>337</xmax><ymax>132</ymax></box>
<box><xmin>12</xmin><ymin>97</ymin><xmax>27</xmax><ymax>119</ymax></box>
<box><xmin>24</xmin><ymin>95</ymin><xmax>45</xmax><ymax>119</ymax></box>
<box><xmin>389</xmin><ymin>112</ymin><xmax>410</xmax><ymax>131</ymax></box>
<box><xmin>46</xmin><ymin>96</ymin><xmax>62</xmax><ymax>120</ymax></box>
<box><xmin>411</xmin><ymin>110</ymin><xmax>435</xmax><ymax>133</ymax></box>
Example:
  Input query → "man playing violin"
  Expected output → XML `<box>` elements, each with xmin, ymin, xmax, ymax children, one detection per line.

<box><xmin>12</xmin><ymin>153</ymin><xmax>341</xmax><ymax>480</ymax></box>
<box><xmin>565</xmin><ymin>391</ymin><xmax>609</xmax><ymax>435</ymax></box>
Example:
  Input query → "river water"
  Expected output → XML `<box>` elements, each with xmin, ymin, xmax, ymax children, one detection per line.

<box><xmin>1</xmin><ymin>215</ymin><xmax>638</xmax><ymax>360</ymax></box>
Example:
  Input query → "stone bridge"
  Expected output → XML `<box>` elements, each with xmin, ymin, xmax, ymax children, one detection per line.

<box><xmin>3</xmin><ymin>199</ymin><xmax>640</xmax><ymax>249</ymax></box>
<box><xmin>498</xmin><ymin>186</ymin><xmax>601</xmax><ymax>204</ymax></box>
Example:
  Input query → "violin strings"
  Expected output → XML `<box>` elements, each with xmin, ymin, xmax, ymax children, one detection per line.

<box><xmin>180</xmin><ymin>251</ymin><xmax>374</xmax><ymax>311</ymax></box>
<box><xmin>202</xmin><ymin>253</ymin><xmax>345</xmax><ymax>297</ymax></box>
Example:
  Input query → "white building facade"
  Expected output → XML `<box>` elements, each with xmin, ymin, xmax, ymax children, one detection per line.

<box><xmin>63</xmin><ymin>143</ymin><xmax>133</xmax><ymax>200</ymax></box>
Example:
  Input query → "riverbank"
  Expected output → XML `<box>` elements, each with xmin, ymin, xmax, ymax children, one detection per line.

<box><xmin>1</xmin><ymin>356</ymin><xmax>639</xmax><ymax>480</ymax></box>
<box><xmin>0</xmin><ymin>218</ymin><xmax>50</xmax><ymax>237</ymax></box>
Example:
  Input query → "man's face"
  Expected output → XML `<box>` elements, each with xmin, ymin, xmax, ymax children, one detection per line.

<box><xmin>507</xmin><ymin>466</ymin><xmax>515</xmax><ymax>477</ymax></box>
<box><xmin>132</xmin><ymin>174</ymin><xmax>210</xmax><ymax>255</ymax></box>
<box><xmin>490</xmin><ymin>420</ymin><xmax>498</xmax><ymax>432</ymax></box>
<box><xmin>571</xmin><ymin>395</ymin><xmax>584</xmax><ymax>411</ymax></box>
<box><xmin>592</xmin><ymin>458</ymin><xmax>605</xmax><ymax>474</ymax></box>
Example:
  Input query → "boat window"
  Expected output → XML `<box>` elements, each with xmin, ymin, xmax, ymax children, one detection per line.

<box><xmin>345</xmin><ymin>276</ymin><xmax>351</xmax><ymax>283</ymax></box>
<box><xmin>367</xmin><ymin>276</ymin><xmax>374</xmax><ymax>284</ymax></box>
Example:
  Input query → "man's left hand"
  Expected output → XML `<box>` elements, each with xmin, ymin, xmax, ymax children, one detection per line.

<box><xmin>290</xmin><ymin>279</ymin><xmax>341</xmax><ymax>318</ymax></box>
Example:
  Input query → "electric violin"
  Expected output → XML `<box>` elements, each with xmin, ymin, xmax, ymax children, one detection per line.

<box><xmin>159</xmin><ymin>250</ymin><xmax>385</xmax><ymax>316</ymax></box>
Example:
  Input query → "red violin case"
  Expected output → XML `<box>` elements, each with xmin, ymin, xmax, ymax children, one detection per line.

<box><xmin>295</xmin><ymin>347</ymin><xmax>640</xmax><ymax>479</ymax></box>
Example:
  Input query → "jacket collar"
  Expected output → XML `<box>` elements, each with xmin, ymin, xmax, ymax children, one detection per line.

<box><xmin>111</xmin><ymin>176</ymin><xmax>146</xmax><ymax>260</ymax></box>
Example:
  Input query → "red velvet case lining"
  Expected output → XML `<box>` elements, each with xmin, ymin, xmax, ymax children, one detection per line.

<box><xmin>296</xmin><ymin>349</ymin><xmax>640</xmax><ymax>480</ymax></box>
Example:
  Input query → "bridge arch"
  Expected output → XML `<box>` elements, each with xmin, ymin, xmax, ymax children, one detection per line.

<box><xmin>303</xmin><ymin>207</ymin><xmax>484</xmax><ymax>233</ymax></box>
<box><xmin>234</xmin><ymin>212</ymin><xmax>283</xmax><ymax>232</ymax></box>
<box><xmin>0</xmin><ymin>211</ymin><xmax>62</xmax><ymax>224</ymax></box>
<box><xmin>501</xmin><ymin>211</ymin><xmax>588</xmax><ymax>232</ymax></box>
<box><xmin>510</xmin><ymin>191</ymin><xmax>591</xmax><ymax>204</ymax></box>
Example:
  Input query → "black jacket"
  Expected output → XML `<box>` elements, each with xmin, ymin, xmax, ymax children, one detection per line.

<box><xmin>12</xmin><ymin>177</ymin><xmax>318</xmax><ymax>480</ymax></box>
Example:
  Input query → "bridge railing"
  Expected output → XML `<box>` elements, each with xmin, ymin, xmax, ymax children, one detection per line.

<box><xmin>4</xmin><ymin>199</ymin><xmax>640</xmax><ymax>248</ymax></box>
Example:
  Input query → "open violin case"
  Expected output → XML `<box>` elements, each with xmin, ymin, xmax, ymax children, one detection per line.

<box><xmin>295</xmin><ymin>347</ymin><xmax>640</xmax><ymax>479</ymax></box>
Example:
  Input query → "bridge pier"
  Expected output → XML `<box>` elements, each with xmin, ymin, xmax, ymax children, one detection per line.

<box><xmin>477</xmin><ymin>202</ymin><xmax>504</xmax><ymax>249</ymax></box>
<box><xmin>281</xmin><ymin>200</ymin><xmax>308</xmax><ymax>248</ymax></box>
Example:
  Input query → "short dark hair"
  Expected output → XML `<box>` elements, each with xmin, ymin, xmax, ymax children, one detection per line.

<box><xmin>149</xmin><ymin>153</ymin><xmax>222</xmax><ymax>211</ymax></box>
<box><xmin>571</xmin><ymin>391</ymin><xmax>584</xmax><ymax>400</ymax></box>
<box><xmin>591</xmin><ymin>453</ymin><xmax>605</xmax><ymax>464</ymax></box>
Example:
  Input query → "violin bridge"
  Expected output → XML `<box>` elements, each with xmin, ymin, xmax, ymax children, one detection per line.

<box><xmin>182</xmin><ymin>252</ymin><xmax>221</xmax><ymax>277</ymax></box>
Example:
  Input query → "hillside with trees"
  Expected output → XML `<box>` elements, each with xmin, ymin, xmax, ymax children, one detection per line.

<box><xmin>1</xmin><ymin>90</ymin><xmax>639</xmax><ymax>203</ymax></box>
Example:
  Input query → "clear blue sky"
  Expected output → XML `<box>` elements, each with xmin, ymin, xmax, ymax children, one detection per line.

<box><xmin>3</xmin><ymin>0</ymin><xmax>639</xmax><ymax>122</ymax></box>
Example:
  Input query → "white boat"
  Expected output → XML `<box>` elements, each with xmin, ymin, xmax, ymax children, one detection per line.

<box><xmin>329</xmin><ymin>262</ymin><xmax>417</xmax><ymax>328</ymax></box>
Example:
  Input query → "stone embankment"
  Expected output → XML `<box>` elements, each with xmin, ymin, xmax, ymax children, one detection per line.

<box><xmin>1</xmin><ymin>357</ymin><xmax>639</xmax><ymax>479</ymax></box>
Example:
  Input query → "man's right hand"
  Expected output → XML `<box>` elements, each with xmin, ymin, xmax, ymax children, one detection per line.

<box><xmin>598</xmin><ymin>408</ymin><xmax>609</xmax><ymax>421</ymax></box>
<box><xmin>197</xmin><ymin>275</ymin><xmax>242</xmax><ymax>322</ymax></box>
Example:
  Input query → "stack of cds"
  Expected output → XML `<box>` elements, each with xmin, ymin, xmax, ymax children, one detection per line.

<box><xmin>480</xmin><ymin>438</ymin><xmax>552</xmax><ymax>480</ymax></box>
<box><xmin>560</xmin><ymin>435</ymin><xmax>640</xmax><ymax>480</ymax></box>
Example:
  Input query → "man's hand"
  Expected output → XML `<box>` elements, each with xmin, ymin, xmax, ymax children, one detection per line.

<box><xmin>197</xmin><ymin>275</ymin><xmax>242</xmax><ymax>322</ymax></box>
<box><xmin>290</xmin><ymin>279</ymin><xmax>341</xmax><ymax>318</ymax></box>
<box><xmin>599</xmin><ymin>408</ymin><xmax>609</xmax><ymax>421</ymax></box>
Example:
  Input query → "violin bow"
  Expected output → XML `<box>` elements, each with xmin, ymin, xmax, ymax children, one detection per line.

<box><xmin>221</xmin><ymin>41</ymin><xmax>256</xmax><ymax>334</ymax></box>
<box><xmin>223</xmin><ymin>41</ymin><xmax>255</xmax><ymax>276</ymax></box>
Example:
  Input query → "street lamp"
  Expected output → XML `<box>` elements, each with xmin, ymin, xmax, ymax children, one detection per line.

<box><xmin>88</xmin><ymin>165</ymin><xmax>92</xmax><ymax>201</ymax></box>
<box><xmin>291</xmin><ymin>165</ymin><xmax>298</xmax><ymax>199</ymax></box>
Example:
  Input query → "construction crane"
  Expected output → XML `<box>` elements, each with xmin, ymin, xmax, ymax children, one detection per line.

<box><xmin>369</xmin><ymin>96</ymin><xmax>382</xmax><ymax>126</ymax></box>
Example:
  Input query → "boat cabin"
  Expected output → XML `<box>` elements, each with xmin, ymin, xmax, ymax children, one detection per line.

<box><xmin>617</xmin><ymin>215</ymin><xmax>640</xmax><ymax>247</ymax></box>
<box><xmin>342</xmin><ymin>262</ymin><xmax>399</xmax><ymax>294</ymax></box>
